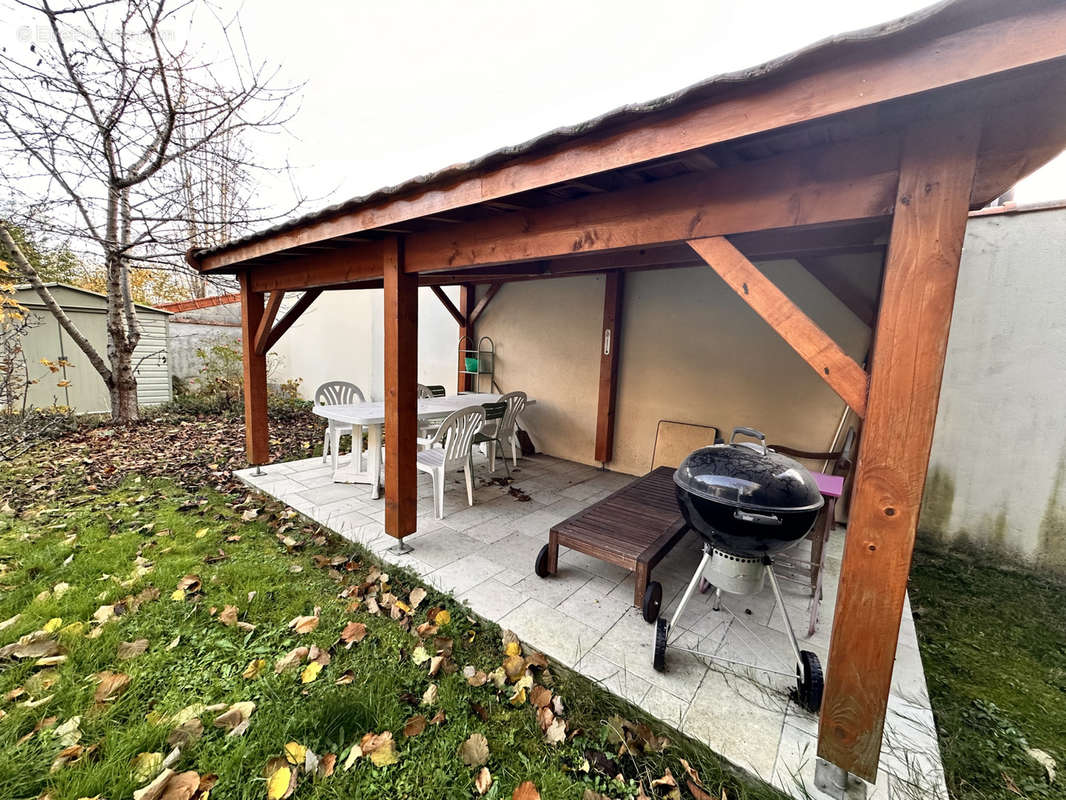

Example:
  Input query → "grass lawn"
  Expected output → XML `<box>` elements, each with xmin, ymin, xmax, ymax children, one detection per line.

<box><xmin>910</xmin><ymin>544</ymin><xmax>1066</xmax><ymax>800</ymax></box>
<box><xmin>0</xmin><ymin>412</ymin><xmax>785</xmax><ymax>800</ymax></box>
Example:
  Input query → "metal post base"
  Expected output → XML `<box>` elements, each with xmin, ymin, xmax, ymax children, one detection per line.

<box><xmin>252</xmin><ymin>465</ymin><xmax>265</xmax><ymax>476</ymax></box>
<box><xmin>387</xmin><ymin>538</ymin><xmax>413</xmax><ymax>555</ymax></box>
<box><xmin>815</xmin><ymin>758</ymin><xmax>865</xmax><ymax>800</ymax></box>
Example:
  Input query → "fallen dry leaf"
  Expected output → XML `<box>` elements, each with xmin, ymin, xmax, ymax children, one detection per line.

<box><xmin>536</xmin><ymin>706</ymin><xmax>554</xmax><ymax>732</ymax></box>
<box><xmin>530</xmin><ymin>685</ymin><xmax>552</xmax><ymax>709</ymax></box>
<box><xmin>334</xmin><ymin>670</ymin><xmax>355</xmax><ymax>685</ymax></box>
<box><xmin>318</xmin><ymin>752</ymin><xmax>337</xmax><ymax>778</ymax></box>
<box><xmin>264</xmin><ymin>757</ymin><xmax>296</xmax><ymax>800</ymax></box>
<box><xmin>421</xmin><ymin>684</ymin><xmax>438</xmax><ymax>705</ymax></box>
<box><xmin>513</xmin><ymin>781</ymin><xmax>541</xmax><ymax>800</ymax></box>
<box><xmin>464</xmin><ymin>666</ymin><xmax>488</xmax><ymax>686</ymax></box>
<box><xmin>403</xmin><ymin>714</ymin><xmax>427</xmax><ymax>737</ymax></box>
<box><xmin>409</xmin><ymin>587</ymin><xmax>426</xmax><ymax>608</ymax></box>
<box><xmin>360</xmin><ymin>731</ymin><xmax>399</xmax><ymax>766</ymax></box>
<box><xmin>301</xmin><ymin>661</ymin><xmax>322</xmax><ymax>684</ymax></box>
<box><xmin>219</xmin><ymin>605</ymin><xmax>239</xmax><ymax>627</ymax></box>
<box><xmin>167</xmin><ymin>718</ymin><xmax>203</xmax><ymax>748</ymax></box>
<box><xmin>339</xmin><ymin>621</ymin><xmax>367</xmax><ymax>647</ymax></box>
<box><xmin>213</xmin><ymin>701</ymin><xmax>255</xmax><ymax>736</ymax></box>
<box><xmin>118</xmin><ymin>639</ymin><xmax>149</xmax><ymax>660</ymax></box>
<box><xmin>284</xmin><ymin>742</ymin><xmax>307</xmax><ymax>765</ymax></box>
<box><xmin>94</xmin><ymin>671</ymin><xmax>131</xmax><ymax>703</ymax></box>
<box><xmin>288</xmin><ymin>614</ymin><xmax>319</xmax><ymax>635</ymax></box>
<box><xmin>131</xmin><ymin>751</ymin><xmax>164</xmax><ymax>783</ymax></box>
<box><xmin>242</xmin><ymin>659</ymin><xmax>267</xmax><ymax>680</ymax></box>
<box><xmin>459</xmin><ymin>732</ymin><xmax>490</xmax><ymax>767</ymax></box>
<box><xmin>275</xmin><ymin>646</ymin><xmax>309</xmax><ymax>674</ymax></box>
<box><xmin>545</xmin><ymin>717</ymin><xmax>566</xmax><ymax>744</ymax></box>
<box><xmin>475</xmin><ymin>766</ymin><xmax>492</xmax><ymax>795</ymax></box>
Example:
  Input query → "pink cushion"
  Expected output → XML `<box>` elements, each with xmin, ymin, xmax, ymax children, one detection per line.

<box><xmin>811</xmin><ymin>471</ymin><xmax>845</xmax><ymax>498</ymax></box>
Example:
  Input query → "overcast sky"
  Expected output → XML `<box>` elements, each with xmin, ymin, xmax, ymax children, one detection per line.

<box><xmin>225</xmin><ymin>0</ymin><xmax>1065</xmax><ymax>213</ymax></box>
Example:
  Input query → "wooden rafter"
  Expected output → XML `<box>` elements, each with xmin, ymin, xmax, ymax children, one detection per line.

<box><xmin>260</xmin><ymin>289</ymin><xmax>323</xmax><ymax>354</ymax></box>
<box><xmin>253</xmin><ymin>291</ymin><xmax>286</xmax><ymax>356</ymax></box>
<box><xmin>430</xmin><ymin>285</ymin><xmax>466</xmax><ymax>327</ymax></box>
<box><xmin>688</xmin><ymin>236</ymin><xmax>869</xmax><ymax>417</ymax></box>
<box><xmin>404</xmin><ymin>134</ymin><xmax>900</xmax><ymax>274</ymax></box>
<box><xmin>467</xmin><ymin>282</ymin><xmax>502</xmax><ymax>327</ymax></box>
<box><xmin>818</xmin><ymin>115</ymin><xmax>980</xmax><ymax>781</ymax></box>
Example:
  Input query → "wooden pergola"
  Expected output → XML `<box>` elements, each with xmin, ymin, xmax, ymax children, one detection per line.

<box><xmin>188</xmin><ymin>0</ymin><xmax>1066</xmax><ymax>785</ymax></box>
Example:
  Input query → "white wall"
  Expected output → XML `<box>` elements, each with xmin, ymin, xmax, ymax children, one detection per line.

<box><xmin>272</xmin><ymin>286</ymin><xmax>461</xmax><ymax>401</ymax></box>
<box><xmin>920</xmin><ymin>206</ymin><xmax>1066</xmax><ymax>571</ymax></box>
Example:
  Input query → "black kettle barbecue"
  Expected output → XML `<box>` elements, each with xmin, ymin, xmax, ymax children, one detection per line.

<box><xmin>654</xmin><ymin>427</ymin><xmax>826</xmax><ymax>712</ymax></box>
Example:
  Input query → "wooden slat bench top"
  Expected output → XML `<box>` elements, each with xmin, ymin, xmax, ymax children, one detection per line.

<box><xmin>550</xmin><ymin>466</ymin><xmax>685</xmax><ymax>574</ymax></box>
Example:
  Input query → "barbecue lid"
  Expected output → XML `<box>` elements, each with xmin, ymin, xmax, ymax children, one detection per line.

<box><xmin>672</xmin><ymin>427</ymin><xmax>824</xmax><ymax>513</ymax></box>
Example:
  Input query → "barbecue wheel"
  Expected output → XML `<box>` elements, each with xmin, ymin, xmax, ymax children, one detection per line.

<box><xmin>653</xmin><ymin>618</ymin><xmax>669</xmax><ymax>672</ymax></box>
<box><xmin>796</xmin><ymin>650</ymin><xmax>824</xmax><ymax>712</ymax></box>
<box><xmin>642</xmin><ymin>581</ymin><xmax>662</xmax><ymax>623</ymax></box>
<box><xmin>534</xmin><ymin>545</ymin><xmax>550</xmax><ymax>578</ymax></box>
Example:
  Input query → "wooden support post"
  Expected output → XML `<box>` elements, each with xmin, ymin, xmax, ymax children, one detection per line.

<box><xmin>384</xmin><ymin>238</ymin><xmax>418</xmax><ymax>541</ymax></box>
<box><xmin>594</xmin><ymin>271</ymin><xmax>624</xmax><ymax>463</ymax></box>
<box><xmin>458</xmin><ymin>284</ymin><xmax>474</xmax><ymax>392</ymax></box>
<box><xmin>238</xmin><ymin>272</ymin><xmax>269</xmax><ymax>466</ymax></box>
<box><xmin>689</xmin><ymin>236</ymin><xmax>869</xmax><ymax>417</ymax></box>
<box><xmin>817</xmin><ymin>116</ymin><xmax>980</xmax><ymax>781</ymax></box>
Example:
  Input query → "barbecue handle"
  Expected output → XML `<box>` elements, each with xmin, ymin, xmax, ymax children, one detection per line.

<box><xmin>730</xmin><ymin>426</ymin><xmax>767</xmax><ymax>454</ymax></box>
<box><xmin>733</xmin><ymin>509</ymin><xmax>782</xmax><ymax>526</ymax></box>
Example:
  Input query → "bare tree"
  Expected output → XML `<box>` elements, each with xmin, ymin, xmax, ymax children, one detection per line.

<box><xmin>0</xmin><ymin>0</ymin><xmax>299</xmax><ymax>422</ymax></box>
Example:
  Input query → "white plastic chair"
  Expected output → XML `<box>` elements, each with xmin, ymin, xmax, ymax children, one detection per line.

<box><xmin>495</xmin><ymin>391</ymin><xmax>527</xmax><ymax>468</ymax></box>
<box><xmin>416</xmin><ymin>405</ymin><xmax>485</xmax><ymax>519</ymax></box>
<box><xmin>315</xmin><ymin>381</ymin><xmax>365</xmax><ymax>472</ymax></box>
<box><xmin>417</xmin><ymin>384</ymin><xmax>447</xmax><ymax>442</ymax></box>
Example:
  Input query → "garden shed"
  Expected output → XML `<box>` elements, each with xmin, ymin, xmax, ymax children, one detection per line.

<box><xmin>14</xmin><ymin>283</ymin><xmax>172</xmax><ymax>413</ymax></box>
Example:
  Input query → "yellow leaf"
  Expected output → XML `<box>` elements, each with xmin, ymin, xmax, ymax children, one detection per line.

<box><xmin>194</xmin><ymin>528</ymin><xmax>209</xmax><ymax>539</ymax></box>
<box><xmin>43</xmin><ymin>618</ymin><xmax>62</xmax><ymax>633</ymax></box>
<box><xmin>58</xmin><ymin>622</ymin><xmax>84</xmax><ymax>638</ymax></box>
<box><xmin>56</xmin><ymin>380</ymin><xmax>71</xmax><ymax>388</ymax></box>
<box><xmin>368</xmin><ymin>735</ymin><xmax>398</xmax><ymax>766</ymax></box>
<box><xmin>241</xmin><ymin>659</ymin><xmax>267</xmax><ymax>680</ymax></box>
<box><xmin>435</xmin><ymin>610</ymin><xmax>451</xmax><ymax>626</ymax></box>
<box><xmin>170</xmin><ymin>589</ymin><xmax>185</xmax><ymax>601</ymax></box>
<box><xmin>301</xmin><ymin>661</ymin><xmax>322</xmax><ymax>684</ymax></box>
<box><xmin>267</xmin><ymin>765</ymin><xmax>292</xmax><ymax>799</ymax></box>
<box><xmin>284</xmin><ymin>742</ymin><xmax>306</xmax><ymax>765</ymax></box>
<box><xmin>510</xmin><ymin>686</ymin><xmax>527</xmax><ymax>706</ymax></box>
<box><xmin>504</xmin><ymin>641</ymin><xmax>521</xmax><ymax>657</ymax></box>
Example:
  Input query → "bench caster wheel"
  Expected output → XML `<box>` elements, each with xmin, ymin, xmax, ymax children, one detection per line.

<box><xmin>534</xmin><ymin>544</ymin><xmax>550</xmax><ymax>578</ymax></box>
<box><xmin>653</xmin><ymin>617</ymin><xmax>669</xmax><ymax>672</ymax></box>
<box><xmin>641</xmin><ymin>581</ymin><xmax>662</xmax><ymax>623</ymax></box>
<box><xmin>796</xmin><ymin>650</ymin><xmax>824</xmax><ymax>713</ymax></box>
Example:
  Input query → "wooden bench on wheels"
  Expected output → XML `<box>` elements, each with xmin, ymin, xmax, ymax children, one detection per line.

<box><xmin>533</xmin><ymin>466</ymin><xmax>689</xmax><ymax>623</ymax></box>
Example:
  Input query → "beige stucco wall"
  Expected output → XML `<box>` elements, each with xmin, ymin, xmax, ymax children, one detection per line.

<box><xmin>476</xmin><ymin>257</ymin><xmax>875</xmax><ymax>476</ymax></box>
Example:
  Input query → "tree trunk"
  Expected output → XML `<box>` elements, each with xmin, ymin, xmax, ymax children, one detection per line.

<box><xmin>107</xmin><ymin>346</ymin><xmax>139</xmax><ymax>422</ymax></box>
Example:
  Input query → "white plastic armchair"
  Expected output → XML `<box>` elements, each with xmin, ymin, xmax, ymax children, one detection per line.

<box><xmin>497</xmin><ymin>391</ymin><xmax>528</xmax><ymax>468</ymax></box>
<box><xmin>315</xmin><ymin>381</ymin><xmax>365</xmax><ymax>471</ymax></box>
<box><xmin>415</xmin><ymin>405</ymin><xmax>485</xmax><ymax>519</ymax></box>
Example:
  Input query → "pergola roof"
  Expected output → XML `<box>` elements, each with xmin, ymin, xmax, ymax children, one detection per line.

<box><xmin>191</xmin><ymin>0</ymin><xmax>1066</xmax><ymax>283</ymax></box>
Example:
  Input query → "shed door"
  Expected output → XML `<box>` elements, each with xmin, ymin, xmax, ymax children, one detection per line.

<box><xmin>58</xmin><ymin>310</ymin><xmax>111</xmax><ymax>413</ymax></box>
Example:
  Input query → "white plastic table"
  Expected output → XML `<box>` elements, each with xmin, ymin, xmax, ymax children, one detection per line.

<box><xmin>312</xmin><ymin>393</ymin><xmax>534</xmax><ymax>498</ymax></box>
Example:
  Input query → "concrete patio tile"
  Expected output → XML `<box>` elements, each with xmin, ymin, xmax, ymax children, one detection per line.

<box><xmin>436</xmin><ymin>504</ymin><xmax>503</xmax><ymax>532</ymax></box>
<box><xmin>682</xmin><ymin>668</ymin><xmax>788</xmax><ymax>781</ymax></box>
<box><xmin>714</xmin><ymin>620</ymin><xmax>826</xmax><ymax>691</ymax></box>
<box><xmin>482</xmin><ymin>533</ymin><xmax>545</xmax><ymax>573</ymax></box>
<box><xmin>458</xmin><ymin>578</ymin><xmax>526</xmax><ymax>622</ymax></box>
<box><xmin>498</xmin><ymin>598</ymin><xmax>600</xmax><ymax>668</ymax></box>
<box><xmin>591</xmin><ymin>610</ymin><xmax>708</xmax><ymax>702</ymax></box>
<box><xmin>247</xmin><ymin>477</ymin><xmax>304</xmax><ymax>497</ymax></box>
<box><xmin>575</xmin><ymin>650</ymin><xmax>651</xmax><ymax>706</ymax></box>
<box><xmin>425</xmin><ymin>554</ymin><xmax>504</xmax><ymax>595</ymax></box>
<box><xmin>463</xmin><ymin>517</ymin><xmax>517</xmax><ymax>545</ymax></box>
<box><xmin>582</xmin><ymin>574</ymin><xmax>624</xmax><ymax>597</ymax></box>
<box><xmin>286</xmin><ymin>457</ymin><xmax>333</xmax><ymax>473</ymax></box>
<box><xmin>297</xmin><ymin>483</ymin><xmax>367</xmax><ymax>506</ymax></box>
<box><xmin>558</xmin><ymin>583</ymin><xmax>632</xmax><ymax>632</ymax></box>
<box><xmin>514</xmin><ymin>567</ymin><xmax>593</xmax><ymax>608</ymax></box>
<box><xmin>316</xmin><ymin>496</ymin><xmax>377</xmax><ymax>517</ymax></box>
<box><xmin>639</xmin><ymin>685</ymin><xmax>689</xmax><ymax>730</ymax></box>
<box><xmin>403</xmin><ymin>530</ymin><xmax>481</xmax><ymax>569</ymax></box>
<box><xmin>557</xmin><ymin>549</ymin><xmax>632</xmax><ymax>584</ymax></box>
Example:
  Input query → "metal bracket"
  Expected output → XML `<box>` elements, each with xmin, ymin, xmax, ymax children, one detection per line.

<box><xmin>252</xmin><ymin>465</ymin><xmax>265</xmax><ymax>477</ymax></box>
<box><xmin>387</xmin><ymin>538</ymin><xmax>413</xmax><ymax>555</ymax></box>
<box><xmin>815</xmin><ymin>758</ymin><xmax>867</xmax><ymax>800</ymax></box>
